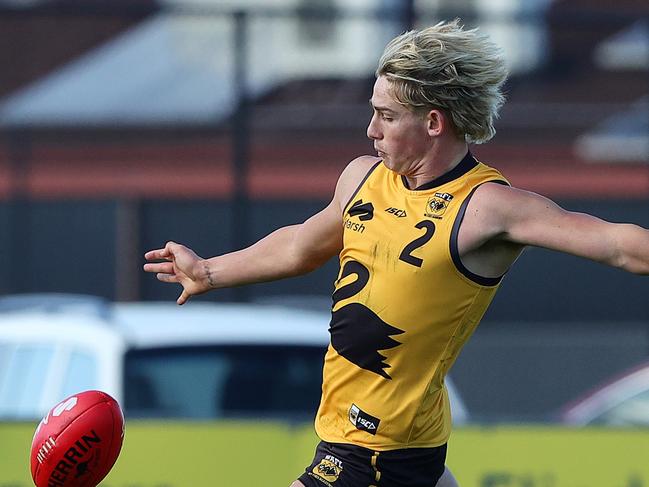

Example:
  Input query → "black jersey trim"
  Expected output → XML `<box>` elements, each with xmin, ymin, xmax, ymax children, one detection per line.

<box><xmin>401</xmin><ymin>151</ymin><xmax>478</xmax><ymax>191</ymax></box>
<box><xmin>450</xmin><ymin>179</ymin><xmax>510</xmax><ymax>286</ymax></box>
<box><xmin>343</xmin><ymin>160</ymin><xmax>382</xmax><ymax>214</ymax></box>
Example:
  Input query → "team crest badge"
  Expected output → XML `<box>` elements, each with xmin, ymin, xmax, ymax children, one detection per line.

<box><xmin>425</xmin><ymin>192</ymin><xmax>453</xmax><ymax>218</ymax></box>
<box><xmin>312</xmin><ymin>455</ymin><xmax>343</xmax><ymax>483</ymax></box>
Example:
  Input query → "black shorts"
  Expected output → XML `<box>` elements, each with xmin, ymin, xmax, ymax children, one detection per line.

<box><xmin>297</xmin><ymin>441</ymin><xmax>447</xmax><ymax>487</ymax></box>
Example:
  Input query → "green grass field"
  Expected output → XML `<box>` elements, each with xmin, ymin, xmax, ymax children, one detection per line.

<box><xmin>5</xmin><ymin>421</ymin><xmax>649</xmax><ymax>486</ymax></box>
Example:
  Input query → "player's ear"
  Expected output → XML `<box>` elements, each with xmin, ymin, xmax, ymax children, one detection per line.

<box><xmin>425</xmin><ymin>109</ymin><xmax>445</xmax><ymax>137</ymax></box>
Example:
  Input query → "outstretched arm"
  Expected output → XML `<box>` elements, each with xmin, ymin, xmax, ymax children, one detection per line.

<box><xmin>471</xmin><ymin>183</ymin><xmax>649</xmax><ymax>275</ymax></box>
<box><xmin>143</xmin><ymin>156</ymin><xmax>379</xmax><ymax>304</ymax></box>
<box><xmin>144</xmin><ymin>206</ymin><xmax>342</xmax><ymax>305</ymax></box>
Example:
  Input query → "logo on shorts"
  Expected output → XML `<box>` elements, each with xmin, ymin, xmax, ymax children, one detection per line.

<box><xmin>311</xmin><ymin>454</ymin><xmax>343</xmax><ymax>484</ymax></box>
<box><xmin>425</xmin><ymin>192</ymin><xmax>453</xmax><ymax>218</ymax></box>
<box><xmin>349</xmin><ymin>404</ymin><xmax>380</xmax><ymax>435</ymax></box>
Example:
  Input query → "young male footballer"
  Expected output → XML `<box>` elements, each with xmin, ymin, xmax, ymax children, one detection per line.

<box><xmin>144</xmin><ymin>20</ymin><xmax>649</xmax><ymax>487</ymax></box>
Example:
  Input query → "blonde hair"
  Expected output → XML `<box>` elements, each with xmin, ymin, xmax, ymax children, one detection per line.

<box><xmin>376</xmin><ymin>19</ymin><xmax>508</xmax><ymax>144</ymax></box>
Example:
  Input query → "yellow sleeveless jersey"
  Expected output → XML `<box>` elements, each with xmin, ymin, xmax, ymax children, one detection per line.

<box><xmin>314</xmin><ymin>152</ymin><xmax>509</xmax><ymax>450</ymax></box>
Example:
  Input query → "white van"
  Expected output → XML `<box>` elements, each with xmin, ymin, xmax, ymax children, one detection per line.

<box><xmin>0</xmin><ymin>294</ymin><xmax>468</xmax><ymax>423</ymax></box>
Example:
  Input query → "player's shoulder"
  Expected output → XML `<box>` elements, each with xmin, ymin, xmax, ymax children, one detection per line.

<box><xmin>333</xmin><ymin>155</ymin><xmax>381</xmax><ymax>212</ymax></box>
<box><xmin>472</xmin><ymin>181</ymin><xmax>537</xmax><ymax>209</ymax></box>
<box><xmin>336</xmin><ymin>155</ymin><xmax>381</xmax><ymax>191</ymax></box>
<box><xmin>469</xmin><ymin>181</ymin><xmax>548</xmax><ymax>230</ymax></box>
<box><xmin>343</xmin><ymin>155</ymin><xmax>381</xmax><ymax>179</ymax></box>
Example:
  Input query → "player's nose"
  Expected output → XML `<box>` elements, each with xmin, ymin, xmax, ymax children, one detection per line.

<box><xmin>366</xmin><ymin>115</ymin><xmax>382</xmax><ymax>140</ymax></box>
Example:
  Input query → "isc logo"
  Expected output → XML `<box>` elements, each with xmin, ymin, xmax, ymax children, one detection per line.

<box><xmin>349</xmin><ymin>403</ymin><xmax>381</xmax><ymax>435</ymax></box>
<box><xmin>385</xmin><ymin>207</ymin><xmax>407</xmax><ymax>218</ymax></box>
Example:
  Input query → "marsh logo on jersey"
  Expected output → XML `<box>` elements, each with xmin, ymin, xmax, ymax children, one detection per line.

<box><xmin>349</xmin><ymin>404</ymin><xmax>380</xmax><ymax>435</ymax></box>
<box><xmin>312</xmin><ymin>454</ymin><xmax>343</xmax><ymax>484</ymax></box>
<box><xmin>344</xmin><ymin>199</ymin><xmax>374</xmax><ymax>234</ymax></box>
<box><xmin>425</xmin><ymin>192</ymin><xmax>453</xmax><ymax>218</ymax></box>
<box><xmin>348</xmin><ymin>199</ymin><xmax>374</xmax><ymax>221</ymax></box>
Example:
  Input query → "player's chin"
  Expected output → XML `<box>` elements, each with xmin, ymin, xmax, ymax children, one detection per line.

<box><xmin>382</xmin><ymin>158</ymin><xmax>404</xmax><ymax>174</ymax></box>
<box><xmin>380</xmin><ymin>155</ymin><xmax>393</xmax><ymax>169</ymax></box>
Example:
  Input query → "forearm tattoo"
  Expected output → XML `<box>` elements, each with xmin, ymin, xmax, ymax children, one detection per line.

<box><xmin>203</xmin><ymin>262</ymin><xmax>216</xmax><ymax>288</ymax></box>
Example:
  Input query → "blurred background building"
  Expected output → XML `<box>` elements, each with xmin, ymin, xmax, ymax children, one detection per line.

<box><xmin>0</xmin><ymin>0</ymin><xmax>648</xmax><ymax>423</ymax></box>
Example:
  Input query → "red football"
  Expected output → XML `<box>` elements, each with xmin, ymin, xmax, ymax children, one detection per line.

<box><xmin>30</xmin><ymin>390</ymin><xmax>125</xmax><ymax>487</ymax></box>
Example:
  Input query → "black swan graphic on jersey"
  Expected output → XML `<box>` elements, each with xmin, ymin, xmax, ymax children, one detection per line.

<box><xmin>329</xmin><ymin>260</ymin><xmax>404</xmax><ymax>379</ymax></box>
<box><xmin>347</xmin><ymin>199</ymin><xmax>374</xmax><ymax>221</ymax></box>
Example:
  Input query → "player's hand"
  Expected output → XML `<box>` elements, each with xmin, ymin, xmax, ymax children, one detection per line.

<box><xmin>143</xmin><ymin>241</ymin><xmax>210</xmax><ymax>305</ymax></box>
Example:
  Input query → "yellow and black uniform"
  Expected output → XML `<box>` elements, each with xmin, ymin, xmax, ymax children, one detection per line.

<box><xmin>300</xmin><ymin>152</ymin><xmax>508</xmax><ymax>487</ymax></box>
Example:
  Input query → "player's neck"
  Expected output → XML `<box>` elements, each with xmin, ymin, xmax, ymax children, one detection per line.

<box><xmin>404</xmin><ymin>138</ymin><xmax>469</xmax><ymax>189</ymax></box>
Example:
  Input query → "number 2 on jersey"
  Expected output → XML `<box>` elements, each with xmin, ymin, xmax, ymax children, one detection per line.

<box><xmin>398</xmin><ymin>220</ymin><xmax>436</xmax><ymax>267</ymax></box>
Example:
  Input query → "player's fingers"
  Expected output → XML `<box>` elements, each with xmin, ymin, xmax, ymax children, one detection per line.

<box><xmin>143</xmin><ymin>262</ymin><xmax>175</xmax><ymax>274</ymax></box>
<box><xmin>177</xmin><ymin>290</ymin><xmax>190</xmax><ymax>305</ymax></box>
<box><xmin>165</xmin><ymin>241</ymin><xmax>182</xmax><ymax>253</ymax></box>
<box><xmin>156</xmin><ymin>273</ymin><xmax>178</xmax><ymax>283</ymax></box>
<box><xmin>144</xmin><ymin>248</ymin><xmax>170</xmax><ymax>260</ymax></box>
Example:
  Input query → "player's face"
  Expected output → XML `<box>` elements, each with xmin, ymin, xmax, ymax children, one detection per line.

<box><xmin>367</xmin><ymin>76</ymin><xmax>431</xmax><ymax>175</ymax></box>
